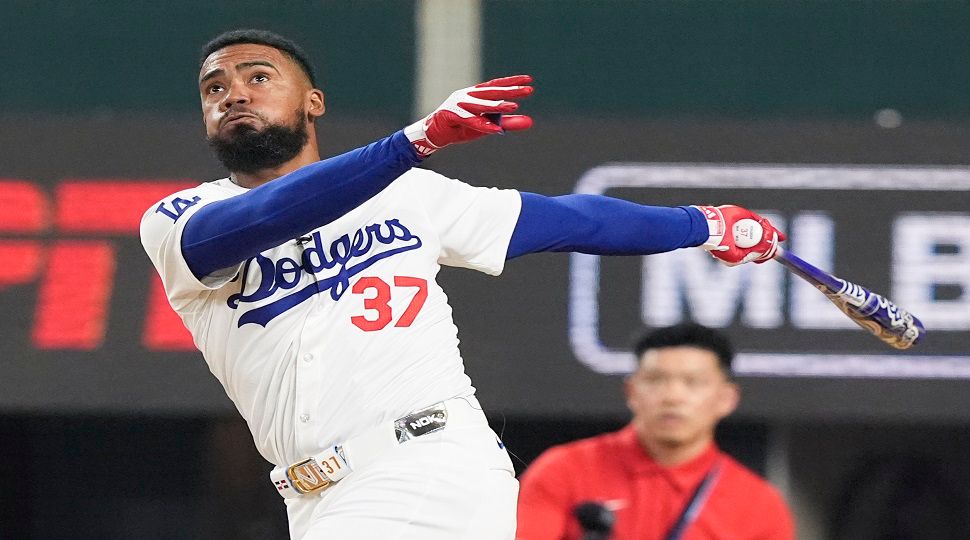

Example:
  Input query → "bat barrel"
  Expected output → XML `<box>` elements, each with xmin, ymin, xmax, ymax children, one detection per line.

<box><xmin>772</xmin><ymin>247</ymin><xmax>926</xmax><ymax>349</ymax></box>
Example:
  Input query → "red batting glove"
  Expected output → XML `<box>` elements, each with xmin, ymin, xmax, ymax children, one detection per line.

<box><xmin>404</xmin><ymin>75</ymin><xmax>534</xmax><ymax>157</ymax></box>
<box><xmin>693</xmin><ymin>205</ymin><xmax>786</xmax><ymax>266</ymax></box>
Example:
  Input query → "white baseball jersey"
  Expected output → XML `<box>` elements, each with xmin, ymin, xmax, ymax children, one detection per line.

<box><xmin>140</xmin><ymin>168</ymin><xmax>521</xmax><ymax>467</ymax></box>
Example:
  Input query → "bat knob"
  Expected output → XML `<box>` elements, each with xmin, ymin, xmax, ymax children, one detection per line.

<box><xmin>733</xmin><ymin>219</ymin><xmax>763</xmax><ymax>249</ymax></box>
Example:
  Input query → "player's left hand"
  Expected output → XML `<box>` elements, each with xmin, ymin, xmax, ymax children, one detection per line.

<box><xmin>693</xmin><ymin>205</ymin><xmax>786</xmax><ymax>266</ymax></box>
<box><xmin>404</xmin><ymin>75</ymin><xmax>534</xmax><ymax>157</ymax></box>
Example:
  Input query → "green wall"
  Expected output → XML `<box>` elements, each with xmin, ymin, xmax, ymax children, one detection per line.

<box><xmin>484</xmin><ymin>0</ymin><xmax>970</xmax><ymax>118</ymax></box>
<box><xmin>0</xmin><ymin>0</ymin><xmax>415</xmax><ymax>116</ymax></box>
<box><xmin>3</xmin><ymin>1</ymin><xmax>970</xmax><ymax>118</ymax></box>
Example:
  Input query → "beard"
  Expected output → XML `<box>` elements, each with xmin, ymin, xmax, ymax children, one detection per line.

<box><xmin>207</xmin><ymin>108</ymin><xmax>309</xmax><ymax>174</ymax></box>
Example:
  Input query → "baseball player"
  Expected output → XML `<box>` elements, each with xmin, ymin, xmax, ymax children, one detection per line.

<box><xmin>140</xmin><ymin>29</ymin><xmax>785</xmax><ymax>540</ymax></box>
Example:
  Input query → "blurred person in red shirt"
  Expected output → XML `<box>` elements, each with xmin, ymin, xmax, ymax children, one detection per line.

<box><xmin>516</xmin><ymin>323</ymin><xmax>795</xmax><ymax>540</ymax></box>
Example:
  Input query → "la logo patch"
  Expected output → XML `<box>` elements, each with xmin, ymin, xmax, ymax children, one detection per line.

<box><xmin>155</xmin><ymin>195</ymin><xmax>202</xmax><ymax>221</ymax></box>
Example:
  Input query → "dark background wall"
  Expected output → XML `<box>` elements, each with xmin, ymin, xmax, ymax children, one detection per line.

<box><xmin>1</xmin><ymin>2</ymin><xmax>969</xmax><ymax>539</ymax></box>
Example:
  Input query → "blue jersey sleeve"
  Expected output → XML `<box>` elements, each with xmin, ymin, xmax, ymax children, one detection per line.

<box><xmin>506</xmin><ymin>192</ymin><xmax>708</xmax><ymax>259</ymax></box>
<box><xmin>182</xmin><ymin>131</ymin><xmax>421</xmax><ymax>279</ymax></box>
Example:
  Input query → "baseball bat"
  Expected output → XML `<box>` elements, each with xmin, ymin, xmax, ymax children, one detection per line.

<box><xmin>772</xmin><ymin>247</ymin><xmax>925</xmax><ymax>349</ymax></box>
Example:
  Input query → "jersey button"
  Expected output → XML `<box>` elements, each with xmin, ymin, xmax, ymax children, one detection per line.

<box><xmin>300</xmin><ymin>414</ymin><xmax>311</xmax><ymax>423</ymax></box>
<box><xmin>303</xmin><ymin>353</ymin><xmax>314</xmax><ymax>363</ymax></box>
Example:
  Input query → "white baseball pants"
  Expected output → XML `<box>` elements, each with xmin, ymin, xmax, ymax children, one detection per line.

<box><xmin>285</xmin><ymin>400</ymin><xmax>518</xmax><ymax>540</ymax></box>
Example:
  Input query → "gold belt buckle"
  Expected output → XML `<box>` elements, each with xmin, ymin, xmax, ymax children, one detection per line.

<box><xmin>286</xmin><ymin>458</ymin><xmax>332</xmax><ymax>495</ymax></box>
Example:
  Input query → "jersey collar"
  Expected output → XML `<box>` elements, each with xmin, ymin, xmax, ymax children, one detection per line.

<box><xmin>618</xmin><ymin>424</ymin><xmax>721</xmax><ymax>491</ymax></box>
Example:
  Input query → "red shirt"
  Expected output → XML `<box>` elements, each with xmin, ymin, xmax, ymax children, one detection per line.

<box><xmin>516</xmin><ymin>426</ymin><xmax>795</xmax><ymax>540</ymax></box>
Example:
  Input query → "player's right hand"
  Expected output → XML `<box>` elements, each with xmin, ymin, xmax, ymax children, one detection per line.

<box><xmin>404</xmin><ymin>75</ymin><xmax>534</xmax><ymax>157</ymax></box>
<box><xmin>693</xmin><ymin>205</ymin><xmax>786</xmax><ymax>266</ymax></box>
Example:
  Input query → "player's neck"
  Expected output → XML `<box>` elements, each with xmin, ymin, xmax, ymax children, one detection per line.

<box><xmin>641</xmin><ymin>434</ymin><xmax>713</xmax><ymax>468</ymax></box>
<box><xmin>229</xmin><ymin>143</ymin><xmax>321</xmax><ymax>189</ymax></box>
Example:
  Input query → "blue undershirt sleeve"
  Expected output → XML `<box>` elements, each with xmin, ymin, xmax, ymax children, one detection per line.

<box><xmin>506</xmin><ymin>192</ymin><xmax>709</xmax><ymax>259</ymax></box>
<box><xmin>182</xmin><ymin>130</ymin><xmax>421</xmax><ymax>279</ymax></box>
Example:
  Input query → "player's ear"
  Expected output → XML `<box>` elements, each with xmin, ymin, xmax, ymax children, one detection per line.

<box><xmin>622</xmin><ymin>377</ymin><xmax>637</xmax><ymax>413</ymax></box>
<box><xmin>307</xmin><ymin>89</ymin><xmax>325</xmax><ymax>119</ymax></box>
<box><xmin>716</xmin><ymin>382</ymin><xmax>740</xmax><ymax>419</ymax></box>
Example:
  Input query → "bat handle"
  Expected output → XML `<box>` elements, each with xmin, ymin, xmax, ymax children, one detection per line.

<box><xmin>772</xmin><ymin>246</ymin><xmax>845</xmax><ymax>293</ymax></box>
